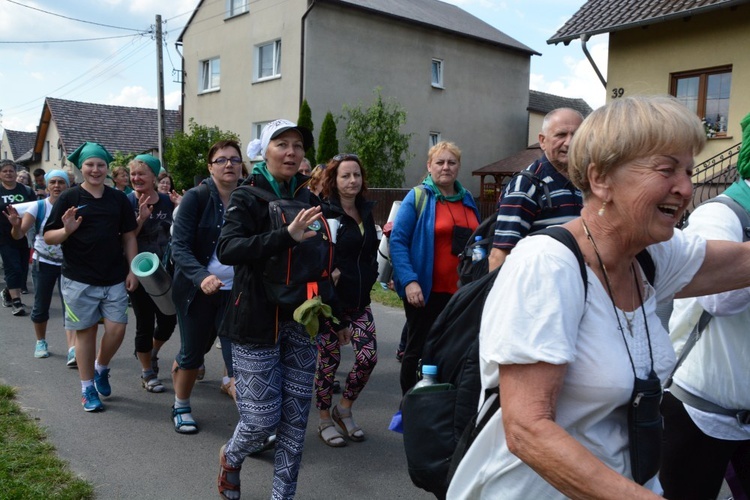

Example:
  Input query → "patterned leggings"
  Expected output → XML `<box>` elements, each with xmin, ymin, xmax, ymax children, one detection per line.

<box><xmin>315</xmin><ymin>306</ymin><xmax>378</xmax><ymax>410</ymax></box>
<box><xmin>224</xmin><ymin>321</ymin><xmax>317</xmax><ymax>500</ymax></box>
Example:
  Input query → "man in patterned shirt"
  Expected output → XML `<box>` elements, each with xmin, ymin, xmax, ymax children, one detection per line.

<box><xmin>488</xmin><ymin>108</ymin><xmax>584</xmax><ymax>271</ymax></box>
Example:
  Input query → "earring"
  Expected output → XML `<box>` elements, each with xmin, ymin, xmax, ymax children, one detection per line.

<box><xmin>598</xmin><ymin>200</ymin><xmax>607</xmax><ymax>216</ymax></box>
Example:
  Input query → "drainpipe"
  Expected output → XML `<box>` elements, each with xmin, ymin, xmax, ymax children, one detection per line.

<box><xmin>581</xmin><ymin>34</ymin><xmax>606</xmax><ymax>89</ymax></box>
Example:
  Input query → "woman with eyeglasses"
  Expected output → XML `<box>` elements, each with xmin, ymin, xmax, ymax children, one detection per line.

<box><xmin>215</xmin><ymin>120</ymin><xmax>352</xmax><ymax>499</ymax></box>
<box><xmin>390</xmin><ymin>141</ymin><xmax>480</xmax><ymax>394</ymax></box>
<box><xmin>169</xmin><ymin>140</ymin><xmax>243</xmax><ymax>434</ymax></box>
<box><xmin>313</xmin><ymin>153</ymin><xmax>380</xmax><ymax>447</ymax></box>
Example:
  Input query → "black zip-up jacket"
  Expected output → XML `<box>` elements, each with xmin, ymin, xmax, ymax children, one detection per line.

<box><xmin>324</xmin><ymin>196</ymin><xmax>379</xmax><ymax>311</ymax></box>
<box><xmin>217</xmin><ymin>173</ymin><xmax>344</xmax><ymax>345</ymax></box>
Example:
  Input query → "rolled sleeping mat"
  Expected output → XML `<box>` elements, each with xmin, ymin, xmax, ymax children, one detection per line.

<box><xmin>376</xmin><ymin>200</ymin><xmax>401</xmax><ymax>283</ymax></box>
<box><xmin>131</xmin><ymin>252</ymin><xmax>176</xmax><ymax>316</ymax></box>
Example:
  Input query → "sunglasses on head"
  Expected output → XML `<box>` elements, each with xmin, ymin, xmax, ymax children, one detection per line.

<box><xmin>332</xmin><ymin>153</ymin><xmax>359</xmax><ymax>162</ymax></box>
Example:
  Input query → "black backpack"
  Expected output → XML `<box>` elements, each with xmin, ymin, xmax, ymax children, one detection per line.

<box><xmin>457</xmin><ymin>170</ymin><xmax>552</xmax><ymax>287</ymax></box>
<box><xmin>402</xmin><ymin>226</ymin><xmax>656</xmax><ymax>499</ymax></box>
<box><xmin>244</xmin><ymin>185</ymin><xmax>335</xmax><ymax>311</ymax></box>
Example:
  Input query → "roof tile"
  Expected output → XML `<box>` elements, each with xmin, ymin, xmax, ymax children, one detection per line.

<box><xmin>548</xmin><ymin>0</ymin><xmax>745</xmax><ymax>44</ymax></box>
<box><xmin>45</xmin><ymin>97</ymin><xmax>181</xmax><ymax>155</ymax></box>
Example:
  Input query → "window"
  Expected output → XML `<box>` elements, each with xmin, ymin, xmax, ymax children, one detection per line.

<box><xmin>199</xmin><ymin>57</ymin><xmax>220</xmax><ymax>92</ymax></box>
<box><xmin>431</xmin><ymin>59</ymin><xmax>443</xmax><ymax>88</ymax></box>
<box><xmin>253</xmin><ymin>121</ymin><xmax>271</xmax><ymax>141</ymax></box>
<box><xmin>226</xmin><ymin>0</ymin><xmax>248</xmax><ymax>18</ymax></box>
<box><xmin>429</xmin><ymin>132</ymin><xmax>441</xmax><ymax>147</ymax></box>
<box><xmin>671</xmin><ymin>66</ymin><xmax>732</xmax><ymax>136</ymax></box>
<box><xmin>44</xmin><ymin>141</ymin><xmax>50</xmax><ymax>161</ymax></box>
<box><xmin>255</xmin><ymin>40</ymin><xmax>281</xmax><ymax>81</ymax></box>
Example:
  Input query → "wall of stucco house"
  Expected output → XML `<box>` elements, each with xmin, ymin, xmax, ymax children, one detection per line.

<box><xmin>180</xmin><ymin>0</ymin><xmax>307</xmax><ymax>144</ymax></box>
<box><xmin>528</xmin><ymin>111</ymin><xmax>544</xmax><ymax>146</ymax></box>
<box><xmin>0</xmin><ymin>135</ymin><xmax>12</xmax><ymax>161</ymax></box>
<box><xmin>606</xmin><ymin>6</ymin><xmax>750</xmax><ymax>165</ymax></box>
<box><xmin>302</xmin><ymin>4</ymin><xmax>530</xmax><ymax>191</ymax></box>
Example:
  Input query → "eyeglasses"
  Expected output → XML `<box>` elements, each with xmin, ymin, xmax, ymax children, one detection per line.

<box><xmin>211</xmin><ymin>157</ymin><xmax>242</xmax><ymax>166</ymax></box>
<box><xmin>332</xmin><ymin>153</ymin><xmax>359</xmax><ymax>162</ymax></box>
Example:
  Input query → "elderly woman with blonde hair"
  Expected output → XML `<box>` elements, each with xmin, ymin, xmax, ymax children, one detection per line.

<box><xmin>448</xmin><ymin>95</ymin><xmax>750</xmax><ymax>498</ymax></box>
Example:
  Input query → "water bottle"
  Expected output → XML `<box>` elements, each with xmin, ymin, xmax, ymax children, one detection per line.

<box><xmin>471</xmin><ymin>236</ymin><xmax>486</xmax><ymax>263</ymax></box>
<box><xmin>413</xmin><ymin>365</ymin><xmax>438</xmax><ymax>389</ymax></box>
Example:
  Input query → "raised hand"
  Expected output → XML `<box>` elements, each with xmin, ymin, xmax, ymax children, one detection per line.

<box><xmin>3</xmin><ymin>205</ymin><xmax>22</xmax><ymax>231</ymax></box>
<box><xmin>287</xmin><ymin>206</ymin><xmax>323</xmax><ymax>242</ymax></box>
<box><xmin>61</xmin><ymin>206</ymin><xmax>83</xmax><ymax>235</ymax></box>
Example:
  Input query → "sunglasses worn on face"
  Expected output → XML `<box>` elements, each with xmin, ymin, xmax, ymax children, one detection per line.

<box><xmin>211</xmin><ymin>157</ymin><xmax>242</xmax><ymax>166</ymax></box>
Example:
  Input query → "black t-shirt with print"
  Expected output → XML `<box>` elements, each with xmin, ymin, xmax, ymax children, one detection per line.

<box><xmin>0</xmin><ymin>183</ymin><xmax>36</xmax><ymax>246</ymax></box>
<box><xmin>45</xmin><ymin>185</ymin><xmax>137</xmax><ymax>286</ymax></box>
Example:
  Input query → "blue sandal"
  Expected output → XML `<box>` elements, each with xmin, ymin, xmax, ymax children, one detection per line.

<box><xmin>172</xmin><ymin>405</ymin><xmax>199</xmax><ymax>434</ymax></box>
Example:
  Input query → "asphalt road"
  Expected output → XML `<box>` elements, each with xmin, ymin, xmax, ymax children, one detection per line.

<box><xmin>2</xmin><ymin>277</ymin><xmax>733</xmax><ymax>500</ymax></box>
<box><xmin>0</xmin><ymin>281</ymin><xmax>432</xmax><ymax>500</ymax></box>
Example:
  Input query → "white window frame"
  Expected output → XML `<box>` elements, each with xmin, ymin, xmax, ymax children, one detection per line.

<box><xmin>44</xmin><ymin>140</ymin><xmax>50</xmax><ymax>161</ymax></box>
<box><xmin>226</xmin><ymin>0</ymin><xmax>248</xmax><ymax>18</ymax></box>
<box><xmin>253</xmin><ymin>121</ymin><xmax>271</xmax><ymax>141</ymax></box>
<box><xmin>431</xmin><ymin>59</ymin><xmax>444</xmax><ymax>88</ymax></box>
<box><xmin>254</xmin><ymin>40</ymin><xmax>281</xmax><ymax>82</ymax></box>
<box><xmin>429</xmin><ymin>132</ymin><xmax>441</xmax><ymax>147</ymax></box>
<box><xmin>199</xmin><ymin>57</ymin><xmax>221</xmax><ymax>93</ymax></box>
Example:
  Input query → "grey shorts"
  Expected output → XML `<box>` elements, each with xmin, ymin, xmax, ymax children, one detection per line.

<box><xmin>61</xmin><ymin>277</ymin><xmax>128</xmax><ymax>330</ymax></box>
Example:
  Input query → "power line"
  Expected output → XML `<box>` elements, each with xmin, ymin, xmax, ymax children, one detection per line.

<box><xmin>4</xmin><ymin>0</ymin><xmax>143</xmax><ymax>31</ymax></box>
<box><xmin>2</xmin><ymin>36</ymin><xmax>152</xmax><ymax>115</ymax></box>
<box><xmin>0</xmin><ymin>33</ymin><xmax>146</xmax><ymax>44</ymax></box>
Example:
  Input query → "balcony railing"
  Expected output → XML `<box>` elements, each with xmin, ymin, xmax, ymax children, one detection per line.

<box><xmin>678</xmin><ymin>142</ymin><xmax>743</xmax><ymax>227</ymax></box>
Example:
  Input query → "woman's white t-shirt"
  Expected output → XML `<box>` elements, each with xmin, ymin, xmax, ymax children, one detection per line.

<box><xmin>447</xmin><ymin>229</ymin><xmax>705</xmax><ymax>499</ymax></box>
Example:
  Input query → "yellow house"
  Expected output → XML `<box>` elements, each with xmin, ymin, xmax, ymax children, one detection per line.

<box><xmin>548</xmin><ymin>0</ymin><xmax>749</xmax><ymax>175</ymax></box>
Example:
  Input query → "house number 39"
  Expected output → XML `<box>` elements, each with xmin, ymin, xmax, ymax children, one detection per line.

<box><xmin>611</xmin><ymin>88</ymin><xmax>625</xmax><ymax>98</ymax></box>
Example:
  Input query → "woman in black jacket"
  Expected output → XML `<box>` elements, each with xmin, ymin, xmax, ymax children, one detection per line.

<box><xmin>170</xmin><ymin>140</ymin><xmax>243</xmax><ymax>434</ymax></box>
<box><xmin>315</xmin><ymin>154</ymin><xmax>379</xmax><ymax>447</ymax></box>
<box><xmin>215</xmin><ymin>120</ymin><xmax>351</xmax><ymax>500</ymax></box>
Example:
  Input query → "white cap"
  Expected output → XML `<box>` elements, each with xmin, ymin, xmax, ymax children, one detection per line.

<box><xmin>248</xmin><ymin>119</ymin><xmax>313</xmax><ymax>159</ymax></box>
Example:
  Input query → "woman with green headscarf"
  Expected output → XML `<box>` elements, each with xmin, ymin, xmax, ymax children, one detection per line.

<box><xmin>390</xmin><ymin>140</ymin><xmax>480</xmax><ymax>394</ymax></box>
<box><xmin>44</xmin><ymin>141</ymin><xmax>139</xmax><ymax>413</ymax></box>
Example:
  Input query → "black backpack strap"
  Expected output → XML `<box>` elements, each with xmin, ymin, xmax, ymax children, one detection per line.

<box><xmin>533</xmin><ymin>226</ymin><xmax>588</xmax><ymax>299</ymax></box>
<box><xmin>516</xmin><ymin>170</ymin><xmax>552</xmax><ymax>210</ymax></box>
<box><xmin>635</xmin><ymin>250</ymin><xmax>656</xmax><ymax>286</ymax></box>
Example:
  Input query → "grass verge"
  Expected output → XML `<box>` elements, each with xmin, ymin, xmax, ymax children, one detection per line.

<box><xmin>370</xmin><ymin>282</ymin><xmax>403</xmax><ymax>309</ymax></box>
<box><xmin>0</xmin><ymin>384</ymin><xmax>94</xmax><ymax>500</ymax></box>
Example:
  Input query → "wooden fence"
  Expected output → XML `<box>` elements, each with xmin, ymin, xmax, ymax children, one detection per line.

<box><xmin>368</xmin><ymin>188</ymin><xmax>496</xmax><ymax>226</ymax></box>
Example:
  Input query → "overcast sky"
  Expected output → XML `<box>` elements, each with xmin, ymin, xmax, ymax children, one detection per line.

<box><xmin>0</xmin><ymin>0</ymin><xmax>607</xmax><ymax>135</ymax></box>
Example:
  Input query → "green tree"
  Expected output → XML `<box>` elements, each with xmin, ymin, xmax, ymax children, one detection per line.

<box><xmin>164</xmin><ymin>118</ymin><xmax>240</xmax><ymax>192</ymax></box>
<box><xmin>316</xmin><ymin>111</ymin><xmax>339</xmax><ymax>165</ymax></box>
<box><xmin>110</xmin><ymin>151</ymin><xmax>137</xmax><ymax>170</ymax></box>
<box><xmin>340</xmin><ymin>88</ymin><xmax>412</xmax><ymax>188</ymax></box>
<box><xmin>297</xmin><ymin>99</ymin><xmax>316</xmax><ymax>165</ymax></box>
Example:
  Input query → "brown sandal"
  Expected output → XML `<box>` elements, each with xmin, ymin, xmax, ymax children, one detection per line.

<box><xmin>318</xmin><ymin>420</ymin><xmax>346</xmax><ymax>448</ymax></box>
<box><xmin>332</xmin><ymin>404</ymin><xmax>365</xmax><ymax>442</ymax></box>
<box><xmin>218</xmin><ymin>444</ymin><xmax>241</xmax><ymax>499</ymax></box>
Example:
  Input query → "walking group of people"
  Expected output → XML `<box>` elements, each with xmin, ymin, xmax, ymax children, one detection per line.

<box><xmin>390</xmin><ymin>97</ymin><xmax>749</xmax><ymax>499</ymax></box>
<box><xmin>3</xmin><ymin>94</ymin><xmax>749</xmax><ymax>499</ymax></box>
<box><xmin>1</xmin><ymin>118</ymin><xmax>387</xmax><ymax>499</ymax></box>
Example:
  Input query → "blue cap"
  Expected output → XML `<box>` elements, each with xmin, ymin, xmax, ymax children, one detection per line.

<box><xmin>422</xmin><ymin>365</ymin><xmax>438</xmax><ymax>376</ymax></box>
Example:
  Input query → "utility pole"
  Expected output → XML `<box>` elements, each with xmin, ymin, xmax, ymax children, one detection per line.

<box><xmin>155</xmin><ymin>14</ymin><xmax>166</xmax><ymax>170</ymax></box>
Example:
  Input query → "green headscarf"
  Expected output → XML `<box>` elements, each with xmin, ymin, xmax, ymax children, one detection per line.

<box><xmin>717</xmin><ymin>112</ymin><xmax>750</xmax><ymax>212</ymax></box>
<box><xmin>423</xmin><ymin>174</ymin><xmax>467</xmax><ymax>202</ymax></box>
<box><xmin>67</xmin><ymin>142</ymin><xmax>113</xmax><ymax>169</ymax></box>
<box><xmin>134</xmin><ymin>154</ymin><xmax>161</xmax><ymax>177</ymax></box>
<box><xmin>251</xmin><ymin>161</ymin><xmax>298</xmax><ymax>199</ymax></box>
<box><xmin>735</xmin><ymin>112</ymin><xmax>750</xmax><ymax>180</ymax></box>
